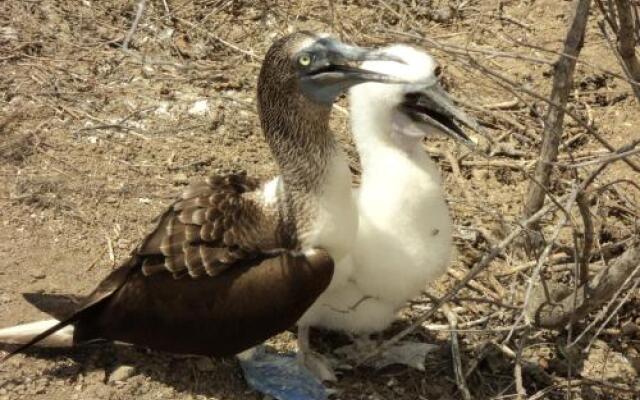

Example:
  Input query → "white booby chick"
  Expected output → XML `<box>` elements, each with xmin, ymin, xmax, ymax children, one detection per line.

<box><xmin>298</xmin><ymin>44</ymin><xmax>481</xmax><ymax>368</ymax></box>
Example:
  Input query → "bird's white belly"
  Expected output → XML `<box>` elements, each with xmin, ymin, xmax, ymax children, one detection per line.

<box><xmin>299</xmin><ymin>228</ymin><xmax>451</xmax><ymax>334</ymax></box>
<box><xmin>303</xmin><ymin>150</ymin><xmax>454</xmax><ymax>334</ymax></box>
<box><xmin>297</xmin><ymin>259</ymin><xmax>397</xmax><ymax>333</ymax></box>
<box><xmin>301</xmin><ymin>196</ymin><xmax>452</xmax><ymax>334</ymax></box>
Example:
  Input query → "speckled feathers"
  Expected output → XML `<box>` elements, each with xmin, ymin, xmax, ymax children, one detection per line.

<box><xmin>138</xmin><ymin>171</ymin><xmax>279</xmax><ymax>279</ymax></box>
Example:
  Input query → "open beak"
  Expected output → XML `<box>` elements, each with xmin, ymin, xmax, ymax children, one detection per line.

<box><xmin>400</xmin><ymin>83</ymin><xmax>481</xmax><ymax>147</ymax></box>
<box><xmin>300</xmin><ymin>38</ymin><xmax>408</xmax><ymax>104</ymax></box>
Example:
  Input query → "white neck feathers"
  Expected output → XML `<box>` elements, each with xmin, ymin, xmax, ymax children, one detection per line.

<box><xmin>297</xmin><ymin>149</ymin><xmax>358</xmax><ymax>261</ymax></box>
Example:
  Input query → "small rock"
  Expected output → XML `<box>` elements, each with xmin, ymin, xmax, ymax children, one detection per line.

<box><xmin>456</xmin><ymin>226</ymin><xmax>478</xmax><ymax>242</ymax></box>
<box><xmin>108</xmin><ymin>365</ymin><xmax>136</xmax><ymax>383</ymax></box>
<box><xmin>0</xmin><ymin>27</ymin><xmax>18</xmax><ymax>42</ymax></box>
<box><xmin>158</xmin><ymin>28</ymin><xmax>174</xmax><ymax>42</ymax></box>
<box><xmin>142</xmin><ymin>65</ymin><xmax>155</xmax><ymax>77</ymax></box>
<box><xmin>116</xmin><ymin>239</ymin><xmax>131</xmax><ymax>250</ymax></box>
<box><xmin>188</xmin><ymin>99</ymin><xmax>209</xmax><ymax>116</ymax></box>
<box><xmin>155</xmin><ymin>102</ymin><xmax>171</xmax><ymax>117</ymax></box>
<box><xmin>581</xmin><ymin>340</ymin><xmax>637</xmax><ymax>382</ymax></box>
<box><xmin>471</xmin><ymin>169</ymin><xmax>489</xmax><ymax>181</ymax></box>
<box><xmin>173</xmin><ymin>173</ymin><xmax>189</xmax><ymax>185</ymax></box>
<box><xmin>430</xmin><ymin>6</ymin><xmax>453</xmax><ymax>23</ymax></box>
<box><xmin>194</xmin><ymin>357</ymin><xmax>215</xmax><ymax>372</ymax></box>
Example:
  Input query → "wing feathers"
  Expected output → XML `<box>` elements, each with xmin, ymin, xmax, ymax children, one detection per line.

<box><xmin>136</xmin><ymin>171</ymin><xmax>273</xmax><ymax>279</ymax></box>
<box><xmin>159</xmin><ymin>232</ymin><xmax>185</xmax><ymax>256</ymax></box>
<box><xmin>141</xmin><ymin>258</ymin><xmax>166</xmax><ymax>276</ymax></box>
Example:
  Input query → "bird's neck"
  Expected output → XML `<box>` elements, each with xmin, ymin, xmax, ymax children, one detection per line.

<box><xmin>360</xmin><ymin>132</ymin><xmax>439</xmax><ymax>185</ymax></box>
<box><xmin>263</xmin><ymin>98</ymin><xmax>357</xmax><ymax>256</ymax></box>
<box><xmin>351</xmin><ymin>108</ymin><xmax>443</xmax><ymax>205</ymax></box>
<box><xmin>264</xmin><ymin>97</ymin><xmax>335</xmax><ymax>191</ymax></box>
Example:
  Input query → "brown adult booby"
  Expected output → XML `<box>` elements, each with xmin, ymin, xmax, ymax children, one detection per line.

<box><xmin>0</xmin><ymin>33</ymin><xmax>402</xmax><ymax>368</ymax></box>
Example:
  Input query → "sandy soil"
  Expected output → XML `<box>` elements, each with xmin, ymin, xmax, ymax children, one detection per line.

<box><xmin>1</xmin><ymin>1</ymin><xmax>638</xmax><ymax>399</ymax></box>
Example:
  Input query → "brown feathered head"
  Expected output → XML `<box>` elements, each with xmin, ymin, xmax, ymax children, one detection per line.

<box><xmin>256</xmin><ymin>32</ymin><xmax>406</xmax><ymax>180</ymax></box>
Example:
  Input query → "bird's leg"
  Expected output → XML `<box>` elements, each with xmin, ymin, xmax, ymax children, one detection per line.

<box><xmin>352</xmin><ymin>333</ymin><xmax>376</xmax><ymax>352</ymax></box>
<box><xmin>335</xmin><ymin>333</ymin><xmax>375</xmax><ymax>361</ymax></box>
<box><xmin>296</xmin><ymin>325</ymin><xmax>337</xmax><ymax>382</ymax></box>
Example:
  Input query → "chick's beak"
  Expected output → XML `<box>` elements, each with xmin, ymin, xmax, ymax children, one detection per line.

<box><xmin>400</xmin><ymin>82</ymin><xmax>482</xmax><ymax>147</ymax></box>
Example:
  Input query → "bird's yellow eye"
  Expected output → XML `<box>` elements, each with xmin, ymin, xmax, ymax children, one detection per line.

<box><xmin>298</xmin><ymin>54</ymin><xmax>311</xmax><ymax>67</ymax></box>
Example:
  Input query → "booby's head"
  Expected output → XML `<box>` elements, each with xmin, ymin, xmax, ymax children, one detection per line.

<box><xmin>258</xmin><ymin>32</ymin><xmax>404</xmax><ymax>115</ymax></box>
<box><xmin>257</xmin><ymin>32</ymin><xmax>408</xmax><ymax>190</ymax></box>
<box><xmin>349</xmin><ymin>45</ymin><xmax>481</xmax><ymax>147</ymax></box>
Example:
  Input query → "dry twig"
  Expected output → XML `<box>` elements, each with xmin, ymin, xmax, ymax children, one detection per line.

<box><xmin>123</xmin><ymin>0</ymin><xmax>147</xmax><ymax>50</ymax></box>
<box><xmin>531</xmin><ymin>243</ymin><xmax>640</xmax><ymax>330</ymax></box>
<box><xmin>523</xmin><ymin>0</ymin><xmax>591</xmax><ymax>238</ymax></box>
<box><xmin>598</xmin><ymin>0</ymin><xmax>640</xmax><ymax>101</ymax></box>
<box><xmin>442</xmin><ymin>304</ymin><xmax>472</xmax><ymax>400</ymax></box>
<box><xmin>175</xmin><ymin>17</ymin><xmax>258</xmax><ymax>60</ymax></box>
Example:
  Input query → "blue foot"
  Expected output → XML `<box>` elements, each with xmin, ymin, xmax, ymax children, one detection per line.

<box><xmin>238</xmin><ymin>346</ymin><xmax>327</xmax><ymax>400</ymax></box>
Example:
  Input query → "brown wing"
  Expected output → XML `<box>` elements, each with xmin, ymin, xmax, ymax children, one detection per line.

<box><xmin>136</xmin><ymin>171</ymin><xmax>280</xmax><ymax>279</ymax></box>
<box><xmin>0</xmin><ymin>172</ymin><xmax>335</xmax><ymax>360</ymax></box>
<box><xmin>72</xmin><ymin>250</ymin><xmax>334</xmax><ymax>356</ymax></box>
<box><xmin>2</xmin><ymin>249</ymin><xmax>335</xmax><ymax>360</ymax></box>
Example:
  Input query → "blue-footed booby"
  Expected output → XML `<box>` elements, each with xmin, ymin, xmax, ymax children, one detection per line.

<box><xmin>298</xmin><ymin>44</ymin><xmax>481</xmax><ymax>370</ymax></box>
<box><xmin>0</xmin><ymin>32</ymin><xmax>404</xmax><ymax>400</ymax></box>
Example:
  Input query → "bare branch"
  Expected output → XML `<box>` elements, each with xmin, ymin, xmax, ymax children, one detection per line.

<box><xmin>175</xmin><ymin>17</ymin><xmax>258</xmax><ymax>60</ymax></box>
<box><xmin>467</xmin><ymin>58</ymin><xmax>640</xmax><ymax>172</ymax></box>
<box><xmin>611</xmin><ymin>0</ymin><xmax>640</xmax><ymax>101</ymax></box>
<box><xmin>523</xmin><ymin>0</ymin><xmax>591</xmax><ymax>235</ymax></box>
<box><xmin>122</xmin><ymin>0</ymin><xmax>147</xmax><ymax>50</ymax></box>
<box><xmin>576</xmin><ymin>191</ymin><xmax>594</xmax><ymax>286</ymax></box>
<box><xmin>514</xmin><ymin>328</ymin><xmax>529</xmax><ymax>399</ymax></box>
<box><xmin>530</xmin><ymin>242</ymin><xmax>640</xmax><ymax>329</ymax></box>
<box><xmin>442</xmin><ymin>304</ymin><xmax>472</xmax><ymax>400</ymax></box>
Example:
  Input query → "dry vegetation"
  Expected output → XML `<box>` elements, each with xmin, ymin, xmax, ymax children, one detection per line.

<box><xmin>1</xmin><ymin>0</ymin><xmax>639</xmax><ymax>399</ymax></box>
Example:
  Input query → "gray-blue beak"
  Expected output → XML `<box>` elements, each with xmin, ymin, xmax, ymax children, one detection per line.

<box><xmin>400</xmin><ymin>82</ymin><xmax>480</xmax><ymax>146</ymax></box>
<box><xmin>299</xmin><ymin>38</ymin><xmax>407</xmax><ymax>105</ymax></box>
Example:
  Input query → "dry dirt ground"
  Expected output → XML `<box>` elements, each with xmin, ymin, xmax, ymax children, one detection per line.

<box><xmin>1</xmin><ymin>1</ymin><xmax>639</xmax><ymax>399</ymax></box>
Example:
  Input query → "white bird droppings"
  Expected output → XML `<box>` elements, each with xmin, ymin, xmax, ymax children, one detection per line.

<box><xmin>188</xmin><ymin>99</ymin><xmax>209</xmax><ymax>115</ymax></box>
